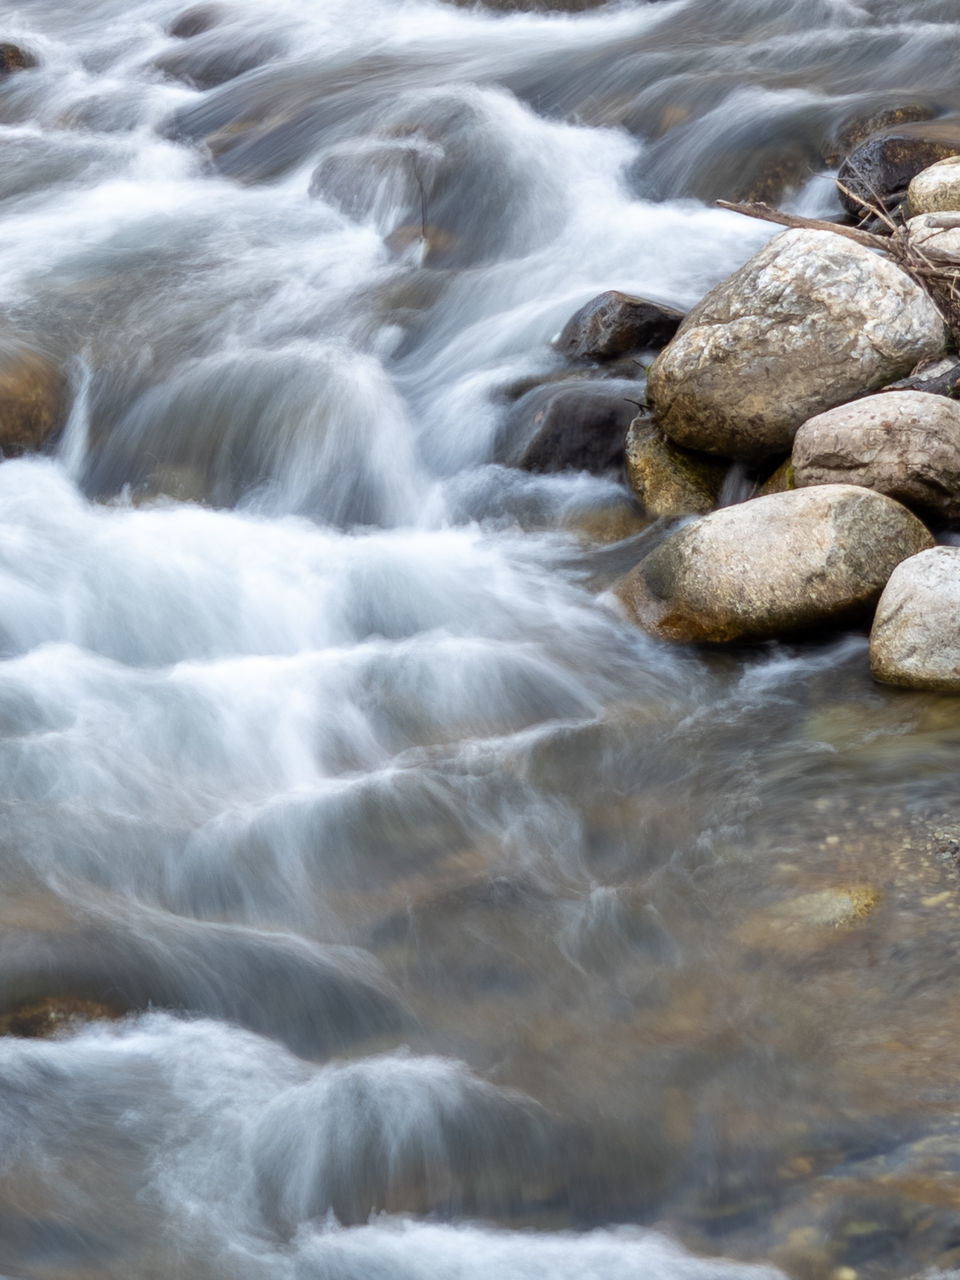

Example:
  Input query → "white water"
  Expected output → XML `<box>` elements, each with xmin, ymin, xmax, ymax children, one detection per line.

<box><xmin>3</xmin><ymin>0</ymin><xmax>960</xmax><ymax>1276</ymax></box>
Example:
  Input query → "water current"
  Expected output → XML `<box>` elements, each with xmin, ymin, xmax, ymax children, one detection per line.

<box><xmin>4</xmin><ymin>1</ymin><xmax>960</xmax><ymax>1277</ymax></box>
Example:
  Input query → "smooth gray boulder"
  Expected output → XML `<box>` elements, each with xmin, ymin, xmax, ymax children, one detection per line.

<box><xmin>647</xmin><ymin>229</ymin><xmax>946</xmax><ymax>463</ymax></box>
<box><xmin>792</xmin><ymin>390</ymin><xmax>960</xmax><ymax>521</ymax></box>
<box><xmin>871</xmin><ymin>547</ymin><xmax>960</xmax><ymax>690</ymax></box>
<box><xmin>616</xmin><ymin>484</ymin><xmax>934</xmax><ymax>644</ymax></box>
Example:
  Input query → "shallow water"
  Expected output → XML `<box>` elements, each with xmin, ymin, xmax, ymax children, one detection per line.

<box><xmin>3</xmin><ymin>1</ymin><xmax>960</xmax><ymax>1277</ymax></box>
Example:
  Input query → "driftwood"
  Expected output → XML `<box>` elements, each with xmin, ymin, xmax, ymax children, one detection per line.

<box><xmin>882</xmin><ymin>360</ymin><xmax>960</xmax><ymax>398</ymax></box>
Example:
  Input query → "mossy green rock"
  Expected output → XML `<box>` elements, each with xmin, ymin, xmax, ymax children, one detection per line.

<box><xmin>759</xmin><ymin>458</ymin><xmax>795</xmax><ymax>496</ymax></box>
<box><xmin>624</xmin><ymin>415</ymin><xmax>726</xmax><ymax>517</ymax></box>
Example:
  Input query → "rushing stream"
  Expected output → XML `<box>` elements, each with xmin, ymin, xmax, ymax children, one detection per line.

<box><xmin>4</xmin><ymin>1</ymin><xmax>960</xmax><ymax>1277</ymax></box>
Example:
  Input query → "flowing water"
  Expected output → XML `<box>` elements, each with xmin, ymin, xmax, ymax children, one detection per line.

<box><xmin>3</xmin><ymin>1</ymin><xmax>960</xmax><ymax>1277</ymax></box>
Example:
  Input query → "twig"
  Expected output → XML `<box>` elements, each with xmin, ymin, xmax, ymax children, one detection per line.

<box><xmin>715</xmin><ymin>200</ymin><xmax>887</xmax><ymax>251</ymax></box>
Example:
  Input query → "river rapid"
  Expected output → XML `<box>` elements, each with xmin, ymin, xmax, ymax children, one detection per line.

<box><xmin>3</xmin><ymin>1</ymin><xmax>960</xmax><ymax>1277</ymax></box>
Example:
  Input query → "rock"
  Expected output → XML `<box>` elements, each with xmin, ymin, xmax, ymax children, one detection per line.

<box><xmin>0</xmin><ymin>334</ymin><xmax>67</xmax><ymax>456</ymax></box>
<box><xmin>0</xmin><ymin>996</ymin><xmax>122</xmax><ymax>1039</ymax></box>
<box><xmin>624</xmin><ymin>415</ymin><xmax>726</xmax><ymax>517</ymax></box>
<box><xmin>837</xmin><ymin>120</ymin><xmax>960</xmax><ymax>217</ymax></box>
<box><xmin>906</xmin><ymin>155</ymin><xmax>960</xmax><ymax>216</ymax></box>
<box><xmin>0</xmin><ymin>42</ymin><xmax>36</xmax><ymax>74</ymax></box>
<box><xmin>758</xmin><ymin>458</ymin><xmax>796</xmax><ymax>496</ymax></box>
<box><xmin>499</xmin><ymin>380</ymin><xmax>640</xmax><ymax>474</ymax></box>
<box><xmin>168</xmin><ymin>3</ymin><xmax>225</xmax><ymax>37</ymax></box>
<box><xmin>616</xmin><ymin>484</ymin><xmax>934</xmax><ymax>644</ymax></box>
<box><xmin>155</xmin><ymin>30</ymin><xmax>277</xmax><ymax>91</ymax></box>
<box><xmin>383</xmin><ymin>223</ymin><xmax>458</xmax><ymax>266</ymax></box>
<box><xmin>555</xmin><ymin>291</ymin><xmax>684</xmax><ymax>362</ymax></box>
<box><xmin>564</xmin><ymin>494</ymin><xmax>649</xmax><ymax>545</ymax></box>
<box><xmin>821</xmin><ymin>103</ymin><xmax>937</xmax><ymax>168</ymax></box>
<box><xmin>870</xmin><ymin>547</ymin><xmax>960</xmax><ymax>690</ymax></box>
<box><xmin>883</xmin><ymin>357</ymin><xmax>960</xmax><ymax>399</ymax></box>
<box><xmin>646</xmin><ymin>229</ymin><xmax>945</xmax><ymax>463</ymax></box>
<box><xmin>906</xmin><ymin>212</ymin><xmax>960</xmax><ymax>259</ymax></box>
<box><xmin>736</xmin><ymin>887</ymin><xmax>880</xmax><ymax>956</ymax></box>
<box><xmin>792</xmin><ymin>391</ymin><xmax>960</xmax><ymax>521</ymax></box>
<box><xmin>307</xmin><ymin>95</ymin><xmax>560</xmax><ymax>265</ymax></box>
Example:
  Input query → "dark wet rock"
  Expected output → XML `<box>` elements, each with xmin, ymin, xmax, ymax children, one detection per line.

<box><xmin>0</xmin><ymin>332</ymin><xmax>68</xmax><ymax>457</ymax></box>
<box><xmin>647</xmin><ymin>229</ymin><xmax>946</xmax><ymax>462</ymax></box>
<box><xmin>792</xmin><ymin>391</ymin><xmax>960</xmax><ymax>522</ymax></box>
<box><xmin>838</xmin><ymin>120</ymin><xmax>960</xmax><ymax>218</ymax></box>
<box><xmin>499</xmin><ymin>380</ymin><xmax>640</xmax><ymax>474</ymax></box>
<box><xmin>168</xmin><ymin>3</ymin><xmax>226</xmax><ymax>38</ymax></box>
<box><xmin>624</xmin><ymin>414</ymin><xmax>726</xmax><ymax>517</ymax></box>
<box><xmin>0</xmin><ymin>43</ymin><xmax>36</xmax><ymax>75</ymax></box>
<box><xmin>822</xmin><ymin>102</ymin><xmax>937</xmax><ymax>168</ymax></box>
<box><xmin>616</xmin><ymin>485</ymin><xmax>934</xmax><ymax>644</ymax></box>
<box><xmin>555</xmin><ymin>290</ymin><xmax>684</xmax><ymax>362</ymax></box>
<box><xmin>871</xmin><ymin>547</ymin><xmax>960</xmax><ymax>691</ymax></box>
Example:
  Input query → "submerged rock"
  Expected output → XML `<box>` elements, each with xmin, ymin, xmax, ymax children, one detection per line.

<box><xmin>0</xmin><ymin>42</ymin><xmax>36</xmax><ymax>74</ymax></box>
<box><xmin>564</xmin><ymin>493</ymin><xmax>649</xmax><ymax>545</ymax></box>
<box><xmin>906</xmin><ymin>154</ymin><xmax>960</xmax><ymax>216</ymax></box>
<box><xmin>838</xmin><ymin>120</ymin><xmax>960</xmax><ymax>217</ymax></box>
<box><xmin>736</xmin><ymin>887</ymin><xmax>881</xmax><ymax>956</ymax></box>
<box><xmin>646</xmin><ymin>229</ymin><xmax>945</xmax><ymax>463</ymax></box>
<box><xmin>555</xmin><ymin>290</ymin><xmax>684</xmax><ymax>362</ymax></box>
<box><xmin>792</xmin><ymin>391</ymin><xmax>960</xmax><ymax>522</ymax></box>
<box><xmin>167</xmin><ymin>3</ymin><xmax>226</xmax><ymax>37</ymax></box>
<box><xmin>871</xmin><ymin>547</ymin><xmax>960</xmax><ymax>690</ymax></box>
<box><xmin>0</xmin><ymin>333</ymin><xmax>67</xmax><ymax>456</ymax></box>
<box><xmin>616</xmin><ymin>485</ymin><xmax>934</xmax><ymax>644</ymax></box>
<box><xmin>155</xmin><ymin>29</ymin><xmax>279</xmax><ymax>90</ymax></box>
<box><xmin>0</xmin><ymin>996</ymin><xmax>123</xmax><ymax>1039</ymax></box>
<box><xmin>500</xmin><ymin>380</ymin><xmax>639</xmax><ymax>474</ymax></box>
<box><xmin>624</xmin><ymin>414</ymin><xmax>726</xmax><ymax>517</ymax></box>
